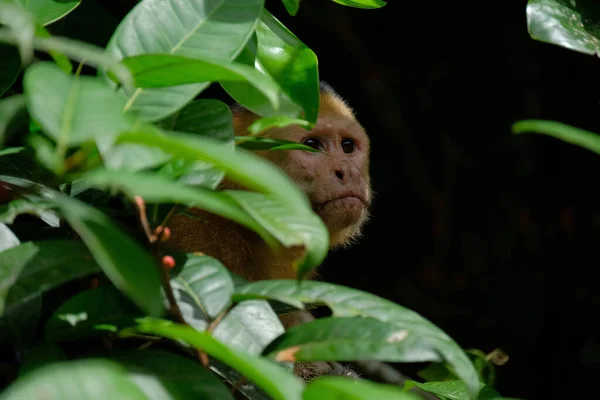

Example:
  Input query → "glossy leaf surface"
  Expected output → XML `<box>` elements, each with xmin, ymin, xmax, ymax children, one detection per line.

<box><xmin>51</xmin><ymin>194</ymin><xmax>163</xmax><ymax>317</ymax></box>
<box><xmin>0</xmin><ymin>359</ymin><xmax>148</xmax><ymax>400</ymax></box>
<box><xmin>234</xmin><ymin>280</ymin><xmax>480</xmax><ymax>399</ymax></box>
<box><xmin>330</xmin><ymin>0</ymin><xmax>387</xmax><ymax>9</ymax></box>
<box><xmin>13</xmin><ymin>0</ymin><xmax>81</xmax><ymax>25</ymax></box>
<box><xmin>129</xmin><ymin>318</ymin><xmax>305</xmax><ymax>400</ymax></box>
<box><xmin>404</xmin><ymin>380</ymin><xmax>501</xmax><ymax>400</ymax></box>
<box><xmin>106</xmin><ymin>0</ymin><xmax>264</xmax><ymax>121</ymax></box>
<box><xmin>0</xmin><ymin>222</ymin><xmax>19</xmax><ymax>252</ymax></box>
<box><xmin>526</xmin><ymin>0</ymin><xmax>600</xmax><ymax>56</ymax></box>
<box><xmin>303</xmin><ymin>376</ymin><xmax>419</xmax><ymax>400</ymax></box>
<box><xmin>513</xmin><ymin>119</ymin><xmax>600</xmax><ymax>155</ymax></box>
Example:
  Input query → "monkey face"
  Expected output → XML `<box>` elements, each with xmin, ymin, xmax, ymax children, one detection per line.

<box><xmin>263</xmin><ymin>114</ymin><xmax>371</xmax><ymax>247</ymax></box>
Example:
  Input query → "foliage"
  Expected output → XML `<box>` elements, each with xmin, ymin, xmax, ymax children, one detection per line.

<box><xmin>0</xmin><ymin>0</ymin><xmax>509</xmax><ymax>399</ymax></box>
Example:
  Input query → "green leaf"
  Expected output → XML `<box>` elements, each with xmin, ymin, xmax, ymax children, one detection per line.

<box><xmin>247</xmin><ymin>115</ymin><xmax>311</xmax><ymax>135</ymax></box>
<box><xmin>264</xmin><ymin>316</ymin><xmax>439</xmax><ymax>362</ymax></box>
<box><xmin>304</xmin><ymin>376</ymin><xmax>420</xmax><ymax>400</ymax></box>
<box><xmin>235</xmin><ymin>136</ymin><xmax>318</xmax><ymax>152</ymax></box>
<box><xmin>109</xmin><ymin>350</ymin><xmax>235</xmax><ymax>400</ymax></box>
<box><xmin>212</xmin><ymin>300</ymin><xmax>284</xmax><ymax>355</ymax></box>
<box><xmin>117</xmin><ymin>129</ymin><xmax>310</xmax><ymax>210</ymax></box>
<box><xmin>0</xmin><ymin>43</ymin><xmax>20</xmax><ymax>96</ymax></box>
<box><xmin>0</xmin><ymin>359</ymin><xmax>148</xmax><ymax>400</ymax></box>
<box><xmin>121</xmin><ymin>54</ymin><xmax>280</xmax><ymax>111</ymax></box>
<box><xmin>127</xmin><ymin>318</ymin><xmax>304</xmax><ymax>400</ymax></box>
<box><xmin>209</xmin><ymin>359</ymin><xmax>274</xmax><ymax>400</ymax></box>
<box><xmin>226</xmin><ymin>190</ymin><xmax>328</xmax><ymax>279</ymax></box>
<box><xmin>171</xmin><ymin>254</ymin><xmax>234</xmax><ymax>331</ymax></box>
<box><xmin>526</xmin><ymin>0</ymin><xmax>600</xmax><ymax>56</ymax></box>
<box><xmin>12</xmin><ymin>0</ymin><xmax>81</xmax><ymax>26</ymax></box>
<box><xmin>50</xmin><ymin>194</ymin><xmax>164</xmax><ymax>317</ymax></box>
<box><xmin>19</xmin><ymin>341</ymin><xmax>67</xmax><ymax>376</ymax></box>
<box><xmin>512</xmin><ymin>119</ymin><xmax>600</xmax><ymax>155</ymax></box>
<box><xmin>233</xmin><ymin>280</ymin><xmax>480</xmax><ymax>399</ymax></box>
<box><xmin>35</xmin><ymin>25</ymin><xmax>72</xmax><ymax>73</ymax></box>
<box><xmin>281</xmin><ymin>0</ymin><xmax>300</xmax><ymax>16</ymax></box>
<box><xmin>0</xmin><ymin>222</ymin><xmax>18</xmax><ymax>252</ymax></box>
<box><xmin>158</xmin><ymin>99</ymin><xmax>233</xmax><ymax>188</ymax></box>
<box><xmin>23</xmin><ymin>62</ymin><xmax>166</xmax><ymax>171</ymax></box>
<box><xmin>105</xmin><ymin>0</ymin><xmax>265</xmax><ymax>121</ymax></box>
<box><xmin>0</xmin><ymin>199</ymin><xmax>58</xmax><ymax>226</ymax></box>
<box><xmin>0</xmin><ymin>147</ymin><xmax>24</xmax><ymax>156</ymax></box>
<box><xmin>330</xmin><ymin>0</ymin><xmax>387</xmax><ymax>9</ymax></box>
<box><xmin>0</xmin><ymin>2</ymin><xmax>35</xmax><ymax>64</ymax></box>
<box><xmin>45</xmin><ymin>285</ymin><xmax>142</xmax><ymax>342</ymax></box>
<box><xmin>222</xmin><ymin>10</ymin><xmax>319</xmax><ymax>124</ymax></box>
<box><xmin>0</xmin><ymin>240</ymin><xmax>100</xmax><ymax>317</ymax></box>
<box><xmin>0</xmin><ymin>95</ymin><xmax>26</xmax><ymax>145</ymax></box>
<box><xmin>404</xmin><ymin>380</ymin><xmax>501</xmax><ymax>400</ymax></box>
<box><xmin>79</xmin><ymin>169</ymin><xmax>276</xmax><ymax>247</ymax></box>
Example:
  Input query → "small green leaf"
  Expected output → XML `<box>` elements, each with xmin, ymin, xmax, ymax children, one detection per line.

<box><xmin>247</xmin><ymin>115</ymin><xmax>311</xmax><ymax>135</ymax></box>
<box><xmin>19</xmin><ymin>341</ymin><xmax>67</xmax><ymax>376</ymax></box>
<box><xmin>0</xmin><ymin>222</ymin><xmax>19</xmax><ymax>252</ymax></box>
<box><xmin>235</xmin><ymin>136</ymin><xmax>318</xmax><ymax>152</ymax></box>
<box><xmin>222</xmin><ymin>10</ymin><xmax>319</xmax><ymax>124</ymax></box>
<box><xmin>0</xmin><ymin>147</ymin><xmax>24</xmax><ymax>156</ymax></box>
<box><xmin>50</xmin><ymin>194</ymin><xmax>164</xmax><ymax>317</ymax></box>
<box><xmin>121</xmin><ymin>54</ymin><xmax>280</xmax><ymax>111</ymax></box>
<box><xmin>12</xmin><ymin>0</ymin><xmax>81</xmax><ymax>26</ymax></box>
<box><xmin>0</xmin><ymin>240</ymin><xmax>99</xmax><ymax>317</ymax></box>
<box><xmin>526</xmin><ymin>0</ymin><xmax>600</xmax><ymax>56</ymax></box>
<box><xmin>0</xmin><ymin>95</ymin><xmax>26</xmax><ymax>145</ymax></box>
<box><xmin>0</xmin><ymin>3</ymin><xmax>35</xmax><ymax>64</ymax></box>
<box><xmin>127</xmin><ymin>318</ymin><xmax>304</xmax><ymax>400</ymax></box>
<box><xmin>0</xmin><ymin>199</ymin><xmax>58</xmax><ymax>226</ymax></box>
<box><xmin>281</xmin><ymin>0</ymin><xmax>300</xmax><ymax>16</ymax></box>
<box><xmin>304</xmin><ymin>376</ymin><xmax>420</xmax><ymax>400</ymax></box>
<box><xmin>234</xmin><ymin>280</ymin><xmax>480</xmax><ymax>399</ymax></box>
<box><xmin>0</xmin><ymin>359</ymin><xmax>148</xmax><ymax>400</ymax></box>
<box><xmin>171</xmin><ymin>254</ymin><xmax>234</xmax><ymax>331</ymax></box>
<box><xmin>512</xmin><ymin>119</ymin><xmax>600</xmax><ymax>155</ymax></box>
<box><xmin>226</xmin><ymin>190</ymin><xmax>328</xmax><ymax>279</ymax></box>
<box><xmin>212</xmin><ymin>300</ymin><xmax>284</xmax><ymax>355</ymax></box>
<box><xmin>105</xmin><ymin>0</ymin><xmax>265</xmax><ymax>121</ymax></box>
<box><xmin>117</xmin><ymin>129</ymin><xmax>310</xmax><ymax>210</ymax></box>
<box><xmin>264</xmin><ymin>316</ymin><xmax>439</xmax><ymax>363</ymax></box>
<box><xmin>45</xmin><ymin>285</ymin><xmax>142</xmax><ymax>342</ymax></box>
<box><xmin>109</xmin><ymin>350</ymin><xmax>235</xmax><ymax>400</ymax></box>
<box><xmin>404</xmin><ymin>380</ymin><xmax>501</xmax><ymax>400</ymax></box>
<box><xmin>330</xmin><ymin>0</ymin><xmax>387</xmax><ymax>9</ymax></box>
<box><xmin>0</xmin><ymin>43</ymin><xmax>20</xmax><ymax>96</ymax></box>
<box><xmin>79</xmin><ymin>169</ymin><xmax>276</xmax><ymax>247</ymax></box>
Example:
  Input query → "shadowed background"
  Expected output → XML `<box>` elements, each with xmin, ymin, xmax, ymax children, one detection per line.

<box><xmin>51</xmin><ymin>0</ymin><xmax>600</xmax><ymax>398</ymax></box>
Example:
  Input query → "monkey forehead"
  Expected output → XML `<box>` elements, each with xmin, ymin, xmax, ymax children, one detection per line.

<box><xmin>268</xmin><ymin>114</ymin><xmax>367</xmax><ymax>143</ymax></box>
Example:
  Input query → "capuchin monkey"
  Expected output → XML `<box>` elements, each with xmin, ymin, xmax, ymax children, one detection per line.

<box><xmin>167</xmin><ymin>82</ymin><xmax>372</xmax><ymax>380</ymax></box>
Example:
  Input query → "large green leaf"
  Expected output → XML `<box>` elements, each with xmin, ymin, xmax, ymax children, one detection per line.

<box><xmin>171</xmin><ymin>254</ymin><xmax>234</xmax><ymax>331</ymax></box>
<box><xmin>105</xmin><ymin>0</ymin><xmax>264</xmax><ymax>121</ymax></box>
<box><xmin>117</xmin><ymin>129</ymin><xmax>310</xmax><ymax>210</ymax></box>
<box><xmin>212</xmin><ymin>300</ymin><xmax>284</xmax><ymax>355</ymax></box>
<box><xmin>303</xmin><ymin>376</ymin><xmax>419</xmax><ymax>400</ymax></box>
<box><xmin>221</xmin><ymin>10</ymin><xmax>319</xmax><ymax>124</ymax></box>
<box><xmin>226</xmin><ymin>190</ymin><xmax>328</xmax><ymax>279</ymax></box>
<box><xmin>233</xmin><ymin>280</ymin><xmax>480</xmax><ymax>399</ymax></box>
<box><xmin>158</xmin><ymin>99</ymin><xmax>233</xmax><ymax>189</ymax></box>
<box><xmin>23</xmin><ymin>62</ymin><xmax>167</xmax><ymax>171</ymax></box>
<box><xmin>45</xmin><ymin>285</ymin><xmax>142</xmax><ymax>342</ymax></box>
<box><xmin>120</xmin><ymin>54</ymin><xmax>280</xmax><ymax>111</ymax></box>
<box><xmin>79</xmin><ymin>169</ymin><xmax>276</xmax><ymax>247</ymax></box>
<box><xmin>330</xmin><ymin>0</ymin><xmax>387</xmax><ymax>9</ymax></box>
<box><xmin>126</xmin><ymin>318</ymin><xmax>304</xmax><ymax>400</ymax></box>
<box><xmin>404</xmin><ymin>380</ymin><xmax>501</xmax><ymax>400</ymax></box>
<box><xmin>264</xmin><ymin>316</ymin><xmax>439</xmax><ymax>362</ymax></box>
<box><xmin>0</xmin><ymin>359</ymin><xmax>148</xmax><ymax>400</ymax></box>
<box><xmin>50</xmin><ymin>194</ymin><xmax>164</xmax><ymax>317</ymax></box>
<box><xmin>12</xmin><ymin>0</ymin><xmax>81</xmax><ymax>26</ymax></box>
<box><xmin>512</xmin><ymin>119</ymin><xmax>600</xmax><ymax>155</ymax></box>
<box><xmin>0</xmin><ymin>240</ymin><xmax>100</xmax><ymax>317</ymax></box>
<box><xmin>109</xmin><ymin>350</ymin><xmax>234</xmax><ymax>400</ymax></box>
<box><xmin>526</xmin><ymin>0</ymin><xmax>600</xmax><ymax>56</ymax></box>
<box><xmin>0</xmin><ymin>43</ymin><xmax>20</xmax><ymax>96</ymax></box>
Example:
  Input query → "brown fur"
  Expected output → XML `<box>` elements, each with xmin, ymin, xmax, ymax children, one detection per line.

<box><xmin>167</xmin><ymin>83</ymin><xmax>371</xmax><ymax>379</ymax></box>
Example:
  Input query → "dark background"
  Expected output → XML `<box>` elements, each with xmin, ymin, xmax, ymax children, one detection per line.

<box><xmin>51</xmin><ymin>0</ymin><xmax>600</xmax><ymax>399</ymax></box>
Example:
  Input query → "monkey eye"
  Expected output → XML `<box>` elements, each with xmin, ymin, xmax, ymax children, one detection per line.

<box><xmin>341</xmin><ymin>138</ymin><xmax>356</xmax><ymax>154</ymax></box>
<box><xmin>303</xmin><ymin>137</ymin><xmax>324</xmax><ymax>151</ymax></box>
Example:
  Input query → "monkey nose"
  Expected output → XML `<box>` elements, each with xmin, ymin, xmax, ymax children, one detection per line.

<box><xmin>335</xmin><ymin>170</ymin><xmax>345</xmax><ymax>180</ymax></box>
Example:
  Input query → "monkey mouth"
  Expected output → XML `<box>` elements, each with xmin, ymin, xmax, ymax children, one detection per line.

<box><xmin>317</xmin><ymin>193</ymin><xmax>369</xmax><ymax>209</ymax></box>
